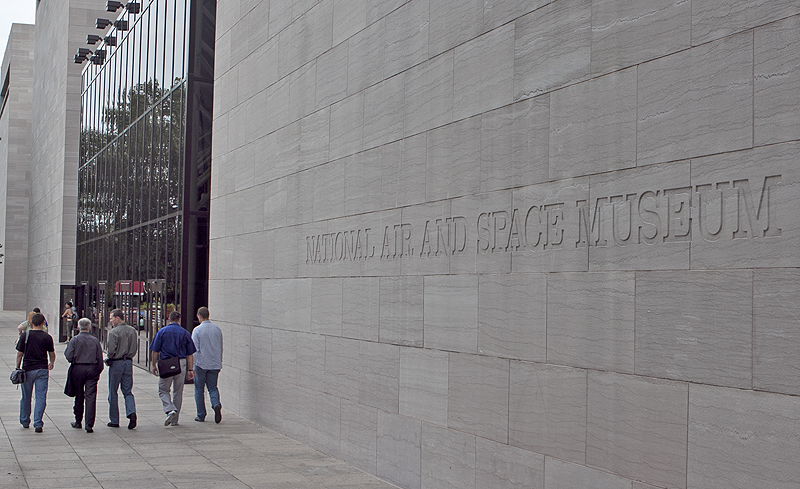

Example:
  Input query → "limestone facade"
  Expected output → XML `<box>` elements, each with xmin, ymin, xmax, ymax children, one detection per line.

<box><xmin>211</xmin><ymin>1</ymin><xmax>800</xmax><ymax>488</ymax></box>
<box><xmin>0</xmin><ymin>24</ymin><xmax>34</xmax><ymax>310</ymax></box>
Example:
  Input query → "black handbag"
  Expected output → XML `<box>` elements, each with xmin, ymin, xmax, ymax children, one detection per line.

<box><xmin>157</xmin><ymin>356</ymin><xmax>182</xmax><ymax>378</ymax></box>
<box><xmin>11</xmin><ymin>331</ymin><xmax>29</xmax><ymax>384</ymax></box>
<box><xmin>10</xmin><ymin>368</ymin><xmax>25</xmax><ymax>384</ymax></box>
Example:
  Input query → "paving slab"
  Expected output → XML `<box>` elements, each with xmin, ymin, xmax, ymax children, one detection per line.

<box><xmin>0</xmin><ymin>310</ymin><xmax>399</xmax><ymax>489</ymax></box>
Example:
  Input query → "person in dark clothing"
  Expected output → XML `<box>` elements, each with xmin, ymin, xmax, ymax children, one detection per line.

<box><xmin>64</xmin><ymin>318</ymin><xmax>104</xmax><ymax>433</ymax></box>
<box><xmin>16</xmin><ymin>313</ymin><xmax>55</xmax><ymax>432</ymax></box>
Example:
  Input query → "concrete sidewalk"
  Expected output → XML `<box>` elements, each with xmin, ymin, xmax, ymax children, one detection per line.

<box><xmin>0</xmin><ymin>310</ymin><xmax>398</xmax><ymax>489</ymax></box>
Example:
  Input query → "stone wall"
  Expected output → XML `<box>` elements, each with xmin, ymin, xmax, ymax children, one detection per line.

<box><xmin>211</xmin><ymin>1</ymin><xmax>800</xmax><ymax>488</ymax></box>
<box><xmin>0</xmin><ymin>24</ymin><xmax>34</xmax><ymax>310</ymax></box>
<box><xmin>28</xmin><ymin>0</ymin><xmax>106</xmax><ymax>325</ymax></box>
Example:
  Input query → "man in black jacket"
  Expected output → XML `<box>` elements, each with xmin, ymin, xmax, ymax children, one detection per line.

<box><xmin>64</xmin><ymin>318</ymin><xmax>104</xmax><ymax>433</ymax></box>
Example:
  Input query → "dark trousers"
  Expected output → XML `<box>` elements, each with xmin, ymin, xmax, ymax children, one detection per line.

<box><xmin>71</xmin><ymin>364</ymin><xmax>100</xmax><ymax>428</ymax></box>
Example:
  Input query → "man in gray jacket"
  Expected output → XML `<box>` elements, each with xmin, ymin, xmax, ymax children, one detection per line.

<box><xmin>106</xmin><ymin>309</ymin><xmax>138</xmax><ymax>429</ymax></box>
<box><xmin>65</xmin><ymin>318</ymin><xmax>103</xmax><ymax>432</ymax></box>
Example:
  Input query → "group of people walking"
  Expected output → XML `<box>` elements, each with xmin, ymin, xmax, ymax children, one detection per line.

<box><xmin>14</xmin><ymin>307</ymin><xmax>223</xmax><ymax>433</ymax></box>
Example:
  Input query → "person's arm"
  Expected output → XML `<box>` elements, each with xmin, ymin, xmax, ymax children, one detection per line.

<box><xmin>16</xmin><ymin>351</ymin><xmax>23</xmax><ymax>369</ymax></box>
<box><xmin>151</xmin><ymin>350</ymin><xmax>159</xmax><ymax>375</ymax></box>
<box><xmin>106</xmin><ymin>330</ymin><xmax>118</xmax><ymax>358</ymax></box>
<box><xmin>186</xmin><ymin>353</ymin><xmax>194</xmax><ymax>380</ymax></box>
<box><xmin>64</xmin><ymin>339</ymin><xmax>74</xmax><ymax>363</ymax></box>
<box><xmin>48</xmin><ymin>351</ymin><xmax>56</xmax><ymax>370</ymax></box>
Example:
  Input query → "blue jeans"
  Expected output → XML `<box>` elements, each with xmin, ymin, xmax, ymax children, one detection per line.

<box><xmin>20</xmin><ymin>369</ymin><xmax>49</xmax><ymax>428</ymax></box>
<box><xmin>194</xmin><ymin>366</ymin><xmax>220</xmax><ymax>420</ymax></box>
<box><xmin>107</xmin><ymin>359</ymin><xmax>136</xmax><ymax>425</ymax></box>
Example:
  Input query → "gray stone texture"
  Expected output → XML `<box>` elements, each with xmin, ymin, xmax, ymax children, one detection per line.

<box><xmin>509</xmin><ymin>362</ymin><xmax>587</xmax><ymax>464</ymax></box>
<box><xmin>587</xmin><ymin>372</ymin><xmax>688</xmax><ymax>489</ymax></box>
<box><xmin>635</xmin><ymin>270</ymin><xmax>753</xmax><ymax>388</ymax></box>
<box><xmin>0</xmin><ymin>24</ymin><xmax>34</xmax><ymax>310</ymax></box>
<box><xmin>208</xmin><ymin>1</ymin><xmax>800</xmax><ymax>488</ymax></box>
<box><xmin>688</xmin><ymin>384</ymin><xmax>800</xmax><ymax>489</ymax></box>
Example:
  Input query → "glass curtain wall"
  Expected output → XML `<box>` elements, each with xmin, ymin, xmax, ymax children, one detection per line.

<box><xmin>78</xmin><ymin>0</ymin><xmax>215</xmax><ymax>348</ymax></box>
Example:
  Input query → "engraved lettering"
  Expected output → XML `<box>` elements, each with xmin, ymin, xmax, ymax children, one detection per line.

<box><xmin>491</xmin><ymin>211</ymin><xmax>508</xmax><ymax>253</ymax></box>
<box><xmin>638</xmin><ymin>191</ymin><xmax>660</xmax><ymax>244</ymax></box>
<box><xmin>524</xmin><ymin>205</ymin><xmax>542</xmax><ymax>250</ymax></box>
<box><xmin>663</xmin><ymin>188</ymin><xmax>691</xmax><ymax>242</ymax></box>
<box><xmin>575</xmin><ymin>198</ymin><xmax>608</xmax><ymax>248</ymax></box>
<box><xmin>506</xmin><ymin>209</ymin><xmax>522</xmax><ymax>251</ymax></box>
<box><xmin>477</xmin><ymin>213</ymin><xmax>490</xmax><ymax>253</ymax></box>
<box><xmin>452</xmin><ymin>217</ymin><xmax>468</xmax><ymax>254</ymax></box>
<box><xmin>732</xmin><ymin>175</ymin><xmax>781</xmax><ymax>239</ymax></box>
<box><xmin>544</xmin><ymin>203</ymin><xmax>564</xmax><ymax>249</ymax></box>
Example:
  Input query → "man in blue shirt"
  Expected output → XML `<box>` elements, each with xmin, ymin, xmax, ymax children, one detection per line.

<box><xmin>191</xmin><ymin>306</ymin><xmax>223</xmax><ymax>423</ymax></box>
<box><xmin>150</xmin><ymin>311</ymin><xmax>196</xmax><ymax>426</ymax></box>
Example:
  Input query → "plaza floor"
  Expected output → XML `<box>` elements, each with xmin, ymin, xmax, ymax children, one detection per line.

<box><xmin>0</xmin><ymin>310</ymin><xmax>399</xmax><ymax>489</ymax></box>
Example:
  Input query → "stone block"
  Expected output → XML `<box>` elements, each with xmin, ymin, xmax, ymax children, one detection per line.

<box><xmin>481</xmin><ymin>96</ymin><xmax>549</xmax><ymax>193</ymax></box>
<box><xmin>315</xmin><ymin>42</ymin><xmax>349</xmax><ymax>110</ymax></box>
<box><xmin>754</xmin><ymin>269</ymin><xmax>800</xmax><ymax>395</ymax></box>
<box><xmin>425</xmin><ymin>116</ymin><xmax>481</xmax><ymax>202</ymax></box>
<box><xmin>384</xmin><ymin>0</ymin><xmax>429</xmax><ymax>78</ymax></box>
<box><xmin>544</xmin><ymin>457</ymin><xmax>631</xmax><ymax>489</ymax></box>
<box><xmin>637</xmin><ymin>32</ymin><xmax>753</xmax><ymax>166</ymax></box>
<box><xmin>313</xmin><ymin>159</ymin><xmax>345</xmax><ymax>222</ymax></box>
<box><xmin>591</xmin><ymin>0</ymin><xmax>691</xmax><ymax>75</ymax></box>
<box><xmin>295</xmin><ymin>332</ymin><xmax>326</xmax><ymax>392</ymax></box>
<box><xmin>514</xmin><ymin>0</ymin><xmax>591</xmax><ymax>100</ymax></box>
<box><xmin>429</xmin><ymin>0</ymin><xmax>483</xmax><ymax>58</ymax></box>
<box><xmin>333</xmin><ymin>0</ymin><xmax>367</xmax><ymax>47</ymax></box>
<box><xmin>280</xmin><ymin>1</ymin><xmax>332</xmax><ymax>73</ymax></box>
<box><xmin>454</xmin><ymin>23</ymin><xmax>515</xmax><ymax>121</ymax></box>
<box><xmin>586</xmin><ymin>372</ymin><xmax>688</xmax><ymax>489</ymax></box>
<box><xmin>346</xmin><ymin>18</ymin><xmax>385</xmax><ymax>95</ymax></box>
<box><xmin>547</xmin><ymin>271</ymin><xmax>635</xmax><ymax>373</ymax></box>
<box><xmin>283</xmin><ymin>278</ymin><xmax>312</xmax><ymax>331</ymax></box>
<box><xmin>688</xmin><ymin>142</ymin><xmax>800</xmax><ymax>269</ymax></box>
<box><xmin>451</xmin><ymin>190</ymin><xmax>513</xmax><ymax>274</ymax></box>
<box><xmin>635</xmin><ymin>270</ymin><xmax>752</xmax><ymax>388</ymax></box>
<box><xmin>587</xmin><ymin>162</ymin><xmax>691</xmax><ymax>271</ymax></box>
<box><xmin>307</xmin><ymin>391</ymin><xmax>341</xmax><ymax>458</ymax></box>
<box><xmin>261</xmin><ymin>177</ymin><xmax>287</xmax><ymax>231</ymax></box>
<box><xmin>379</xmin><ymin>276</ymin><xmax>424</xmax><ymax>347</ymax></box>
<box><xmin>271</xmin><ymin>329</ymin><xmax>297</xmax><ymax>383</ymax></box>
<box><xmin>688</xmin><ymin>384</ymin><xmax>800</xmax><ymax>489</ymax></box>
<box><xmin>478</xmin><ymin>272</ymin><xmax>547</xmax><ymax>361</ymax></box>
<box><xmin>329</xmin><ymin>93</ymin><xmax>364</xmax><ymax>161</ymax></box>
<box><xmin>395</xmin><ymin>135</ymin><xmax>427</xmax><ymax>208</ymax></box>
<box><xmin>482</xmin><ymin>0</ymin><xmax>549</xmax><ymax>31</ymax></box>
<box><xmin>510</xmin><ymin>178</ymin><xmax>590</xmax><ymax>273</ymax></box>
<box><xmin>311</xmin><ymin>277</ymin><xmax>343</xmax><ymax>336</ymax></box>
<box><xmin>363</xmin><ymin>75</ymin><xmax>405</xmax><ymax>150</ymax></box>
<box><xmin>403</xmin><ymin>52</ymin><xmax>454</xmax><ymax>137</ymax></box>
<box><xmin>400</xmin><ymin>201</ymin><xmax>452</xmax><ymax>276</ymax></box>
<box><xmin>421</xmin><ymin>424</ymin><xmax>476</xmax><ymax>489</ymax></box>
<box><xmin>448</xmin><ymin>353</ymin><xmax>509</xmax><ymax>443</ymax></box>
<box><xmin>423</xmin><ymin>274</ymin><xmax>478</xmax><ymax>353</ymax></box>
<box><xmin>377</xmin><ymin>412</ymin><xmax>422</xmax><ymax>489</ymax></box>
<box><xmin>399</xmin><ymin>347</ymin><xmax>449</xmax><ymax>427</ymax></box>
<box><xmin>249</xmin><ymin>325</ymin><xmax>272</xmax><ymax>376</ymax></box>
<box><xmin>284</xmin><ymin>169</ymin><xmax>314</xmax><ymax>226</ymax></box>
<box><xmin>691</xmin><ymin>0</ymin><xmax>800</xmax><ymax>45</ymax></box>
<box><xmin>509</xmin><ymin>362</ymin><xmax>587</xmax><ymax>464</ymax></box>
<box><xmin>549</xmin><ymin>68</ymin><xmax>636</xmax><ymax>180</ymax></box>
<box><xmin>342</xmin><ymin>277</ymin><xmax>379</xmax><ymax>341</ymax></box>
<box><xmin>476</xmin><ymin>437</ymin><xmax>544</xmax><ymax>489</ymax></box>
<box><xmin>324</xmin><ymin>336</ymin><xmax>361</xmax><ymax>401</ymax></box>
<box><xmin>359</xmin><ymin>340</ymin><xmax>400</xmax><ymax>413</ymax></box>
<box><xmin>754</xmin><ymin>15</ymin><xmax>800</xmax><ymax>146</ymax></box>
<box><xmin>299</xmin><ymin>107</ymin><xmax>330</xmax><ymax>170</ymax></box>
<box><xmin>340</xmin><ymin>399</ymin><xmax>378</xmax><ymax>474</ymax></box>
<box><xmin>345</xmin><ymin>151</ymin><xmax>382</xmax><ymax>216</ymax></box>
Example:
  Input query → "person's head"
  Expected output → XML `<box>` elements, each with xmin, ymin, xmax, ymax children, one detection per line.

<box><xmin>32</xmin><ymin>307</ymin><xmax>41</xmax><ymax>313</ymax></box>
<box><xmin>31</xmin><ymin>313</ymin><xmax>45</xmax><ymax>327</ymax></box>
<box><xmin>109</xmin><ymin>309</ymin><xmax>124</xmax><ymax>325</ymax></box>
<box><xmin>196</xmin><ymin>307</ymin><xmax>210</xmax><ymax>321</ymax></box>
<box><xmin>169</xmin><ymin>310</ymin><xmax>181</xmax><ymax>323</ymax></box>
<box><xmin>78</xmin><ymin>318</ymin><xmax>91</xmax><ymax>332</ymax></box>
<box><xmin>66</xmin><ymin>301</ymin><xmax>73</xmax><ymax>308</ymax></box>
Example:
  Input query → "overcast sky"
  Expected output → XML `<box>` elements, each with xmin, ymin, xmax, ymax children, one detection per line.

<box><xmin>0</xmin><ymin>0</ymin><xmax>36</xmax><ymax>59</ymax></box>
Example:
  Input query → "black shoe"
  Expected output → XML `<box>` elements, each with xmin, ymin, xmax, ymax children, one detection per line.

<box><xmin>127</xmin><ymin>413</ymin><xmax>137</xmax><ymax>430</ymax></box>
<box><xmin>71</xmin><ymin>421</ymin><xmax>82</xmax><ymax>429</ymax></box>
<box><xmin>194</xmin><ymin>417</ymin><xmax>204</xmax><ymax>422</ymax></box>
<box><xmin>107</xmin><ymin>422</ymin><xmax>120</xmax><ymax>428</ymax></box>
<box><xmin>213</xmin><ymin>404</ymin><xmax>222</xmax><ymax>424</ymax></box>
<box><xmin>22</xmin><ymin>424</ymin><xmax>29</xmax><ymax>429</ymax></box>
<box><xmin>34</xmin><ymin>427</ymin><xmax>42</xmax><ymax>433</ymax></box>
<box><xmin>85</xmin><ymin>427</ymin><xmax>93</xmax><ymax>433</ymax></box>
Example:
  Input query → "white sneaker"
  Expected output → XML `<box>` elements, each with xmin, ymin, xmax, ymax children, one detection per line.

<box><xmin>165</xmin><ymin>410</ymin><xmax>177</xmax><ymax>426</ymax></box>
